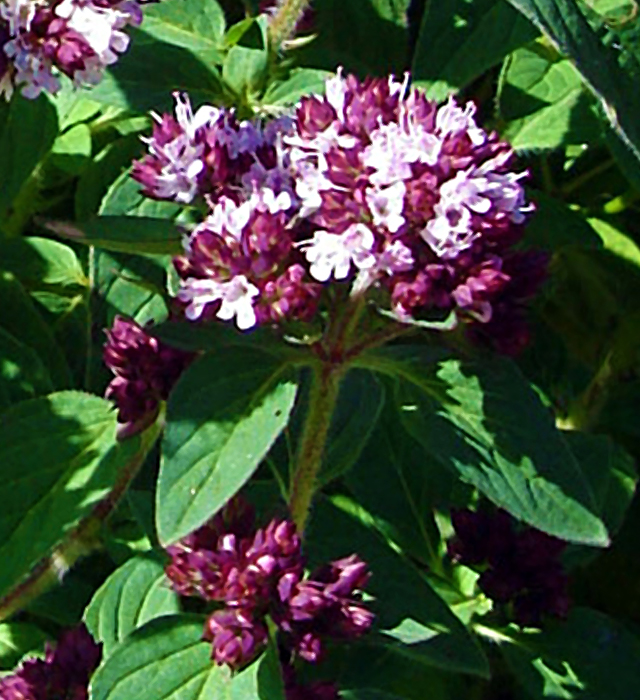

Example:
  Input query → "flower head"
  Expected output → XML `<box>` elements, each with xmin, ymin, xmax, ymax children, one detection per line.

<box><xmin>153</xmin><ymin>71</ymin><xmax>542</xmax><ymax>347</ymax></box>
<box><xmin>0</xmin><ymin>0</ymin><xmax>142</xmax><ymax>98</ymax></box>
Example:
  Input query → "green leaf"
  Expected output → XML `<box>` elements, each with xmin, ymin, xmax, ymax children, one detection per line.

<box><xmin>588</xmin><ymin>217</ymin><xmax>640</xmax><ymax>268</ymax></box>
<box><xmin>342</xmin><ymin>691</ymin><xmax>406</xmax><ymax>700</ymax></box>
<box><xmin>359</xmin><ymin>346</ymin><xmax>609</xmax><ymax>546</ymax></box>
<box><xmin>0</xmin><ymin>94</ymin><xmax>58</xmax><ymax>225</ymax></box>
<box><xmin>84</xmin><ymin>249</ymin><xmax>169</xmax><ymax>392</ymax></box>
<box><xmin>84</xmin><ymin>554</ymin><xmax>180</xmax><ymax>658</ymax></box>
<box><xmin>100</xmin><ymin>167</ymin><xmax>182</xmax><ymax>219</ymax></box>
<box><xmin>563</xmin><ymin>431</ymin><xmax>637</xmax><ymax>537</ymax></box>
<box><xmin>524</xmin><ymin>191</ymin><xmax>601</xmax><ymax>251</ymax></box>
<box><xmin>307</xmin><ymin>497</ymin><xmax>490</xmax><ymax>677</ymax></box>
<box><xmin>49</xmin><ymin>80</ymin><xmax>102</xmax><ymax>130</ymax></box>
<box><xmin>320</xmin><ymin>370</ymin><xmax>385</xmax><ymax>485</ymax></box>
<box><xmin>0</xmin><ymin>272</ymin><xmax>71</xmax><ymax>388</ymax></box>
<box><xmin>261</xmin><ymin>69</ymin><xmax>332</xmax><ymax>109</ymax></box>
<box><xmin>0</xmin><ymin>237</ymin><xmax>87</xmax><ymax>290</ymax></box>
<box><xmin>142</xmin><ymin>0</ymin><xmax>225</xmax><ymax>51</ymax></box>
<box><xmin>322</xmin><ymin>641</ymin><xmax>452</xmax><ymax>700</ymax></box>
<box><xmin>0</xmin><ymin>391</ymin><xmax>141</xmax><ymax>600</ymax></box>
<box><xmin>0</xmin><ymin>327</ymin><xmax>54</xmax><ymax>405</ymax></box>
<box><xmin>43</xmin><ymin>216</ymin><xmax>183</xmax><ymax>255</ymax></box>
<box><xmin>412</xmin><ymin>0</ymin><xmax>538</xmax><ymax>100</ymax></box>
<box><xmin>90</xmin><ymin>615</ymin><xmax>283</xmax><ymax>700</ymax></box>
<box><xmin>297</xmin><ymin>0</ymin><xmax>408</xmax><ymax>75</ymax></box>
<box><xmin>49</xmin><ymin>123</ymin><xmax>92</xmax><ymax>175</ymax></box>
<box><xmin>499</xmin><ymin>46</ymin><xmax>599</xmax><ymax>151</ymax></box>
<box><xmin>158</xmin><ymin>348</ymin><xmax>298</xmax><ymax>545</ymax></box>
<box><xmin>94</xmin><ymin>250</ymin><xmax>169</xmax><ymax>325</ymax></box>
<box><xmin>503</xmin><ymin>0</ymin><xmax>640</xmax><ymax>184</ymax></box>
<box><xmin>75</xmin><ymin>134</ymin><xmax>145</xmax><ymax>220</ymax></box>
<box><xmin>222</xmin><ymin>16</ymin><xmax>269</xmax><ymax>101</ymax></box>
<box><xmin>502</xmin><ymin>607</ymin><xmax>640</xmax><ymax>699</ymax></box>
<box><xmin>84</xmin><ymin>27</ymin><xmax>224</xmax><ymax>113</ymax></box>
<box><xmin>0</xmin><ymin>622</ymin><xmax>49</xmax><ymax>670</ymax></box>
<box><xmin>346</xmin><ymin>402</ymin><xmax>452</xmax><ymax>566</ymax></box>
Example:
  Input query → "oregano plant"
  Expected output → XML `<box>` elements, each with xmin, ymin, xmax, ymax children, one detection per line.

<box><xmin>1</xmin><ymin>1</ymin><xmax>640</xmax><ymax>699</ymax></box>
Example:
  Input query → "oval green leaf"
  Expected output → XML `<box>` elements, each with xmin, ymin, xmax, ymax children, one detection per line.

<box><xmin>42</xmin><ymin>216</ymin><xmax>183</xmax><ymax>255</ymax></box>
<box><xmin>307</xmin><ymin>497</ymin><xmax>490</xmax><ymax>677</ymax></box>
<box><xmin>157</xmin><ymin>348</ymin><xmax>298</xmax><ymax>545</ymax></box>
<box><xmin>360</xmin><ymin>346</ymin><xmax>609</xmax><ymax>546</ymax></box>
<box><xmin>84</xmin><ymin>554</ymin><xmax>180</xmax><ymax>658</ymax></box>
<box><xmin>90</xmin><ymin>615</ymin><xmax>284</xmax><ymax>700</ymax></box>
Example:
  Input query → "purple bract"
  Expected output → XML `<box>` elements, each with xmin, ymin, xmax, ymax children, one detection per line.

<box><xmin>103</xmin><ymin>315</ymin><xmax>194</xmax><ymax>436</ymax></box>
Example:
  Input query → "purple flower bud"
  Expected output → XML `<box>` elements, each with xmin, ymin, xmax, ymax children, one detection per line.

<box><xmin>165</xmin><ymin>508</ymin><xmax>372</xmax><ymax>668</ymax></box>
<box><xmin>276</xmin><ymin>554</ymin><xmax>374</xmax><ymax>662</ymax></box>
<box><xmin>294</xmin><ymin>631</ymin><xmax>324</xmax><ymax>663</ymax></box>
<box><xmin>204</xmin><ymin>608</ymin><xmax>268</xmax><ymax>670</ymax></box>
<box><xmin>103</xmin><ymin>316</ymin><xmax>194</xmax><ymax>435</ymax></box>
<box><xmin>165</xmin><ymin>496</ymin><xmax>256</xmax><ymax>600</ymax></box>
<box><xmin>0</xmin><ymin>624</ymin><xmax>101</xmax><ymax>700</ymax></box>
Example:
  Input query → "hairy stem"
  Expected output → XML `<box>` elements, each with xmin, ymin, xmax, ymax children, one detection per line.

<box><xmin>267</xmin><ymin>0</ymin><xmax>310</xmax><ymax>53</ymax></box>
<box><xmin>289</xmin><ymin>361</ymin><xmax>344</xmax><ymax>535</ymax></box>
<box><xmin>0</xmin><ymin>419</ymin><xmax>162</xmax><ymax>622</ymax></box>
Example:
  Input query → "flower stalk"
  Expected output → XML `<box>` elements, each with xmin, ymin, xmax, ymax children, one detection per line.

<box><xmin>289</xmin><ymin>360</ymin><xmax>344</xmax><ymax>534</ymax></box>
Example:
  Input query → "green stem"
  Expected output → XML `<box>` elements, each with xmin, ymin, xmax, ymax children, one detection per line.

<box><xmin>562</xmin><ymin>158</ymin><xmax>614</xmax><ymax>196</ymax></box>
<box><xmin>0</xmin><ymin>419</ymin><xmax>162</xmax><ymax>622</ymax></box>
<box><xmin>84</xmin><ymin>245</ymin><xmax>96</xmax><ymax>391</ymax></box>
<box><xmin>267</xmin><ymin>0</ymin><xmax>310</xmax><ymax>54</ymax></box>
<box><xmin>1</xmin><ymin>164</ymin><xmax>43</xmax><ymax>237</ymax></box>
<box><xmin>289</xmin><ymin>361</ymin><xmax>344</xmax><ymax>535</ymax></box>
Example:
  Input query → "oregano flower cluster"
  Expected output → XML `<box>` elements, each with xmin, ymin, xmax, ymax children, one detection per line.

<box><xmin>132</xmin><ymin>70</ymin><xmax>546</xmax><ymax>352</ymax></box>
<box><xmin>164</xmin><ymin>497</ymin><xmax>374</xmax><ymax>672</ymax></box>
<box><xmin>0</xmin><ymin>0</ymin><xmax>149</xmax><ymax>99</ymax></box>
<box><xmin>448</xmin><ymin>508</ymin><xmax>570</xmax><ymax>626</ymax></box>
<box><xmin>0</xmin><ymin>624</ymin><xmax>101</xmax><ymax>700</ymax></box>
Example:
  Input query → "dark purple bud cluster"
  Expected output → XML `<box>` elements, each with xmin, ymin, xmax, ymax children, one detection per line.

<box><xmin>0</xmin><ymin>624</ymin><xmax>102</xmax><ymax>700</ymax></box>
<box><xmin>165</xmin><ymin>497</ymin><xmax>374</xmax><ymax>671</ymax></box>
<box><xmin>0</xmin><ymin>0</ymin><xmax>145</xmax><ymax>99</ymax></box>
<box><xmin>103</xmin><ymin>315</ymin><xmax>194</xmax><ymax>436</ymax></box>
<box><xmin>448</xmin><ymin>508</ymin><xmax>570</xmax><ymax>626</ymax></box>
<box><xmin>132</xmin><ymin>71</ymin><xmax>545</xmax><ymax>353</ymax></box>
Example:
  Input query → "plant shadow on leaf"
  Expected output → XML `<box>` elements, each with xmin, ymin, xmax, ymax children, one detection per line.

<box><xmin>370</xmin><ymin>346</ymin><xmax>608</xmax><ymax>545</ymax></box>
<box><xmin>0</xmin><ymin>392</ymin><xmax>140</xmax><ymax>602</ymax></box>
<box><xmin>502</xmin><ymin>607</ymin><xmax>640</xmax><ymax>700</ymax></box>
<box><xmin>305</xmin><ymin>497</ymin><xmax>489</xmax><ymax>677</ymax></box>
<box><xmin>85</xmin><ymin>28</ymin><xmax>225</xmax><ymax>113</ymax></box>
<box><xmin>296</xmin><ymin>0</ymin><xmax>409</xmax><ymax>76</ymax></box>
